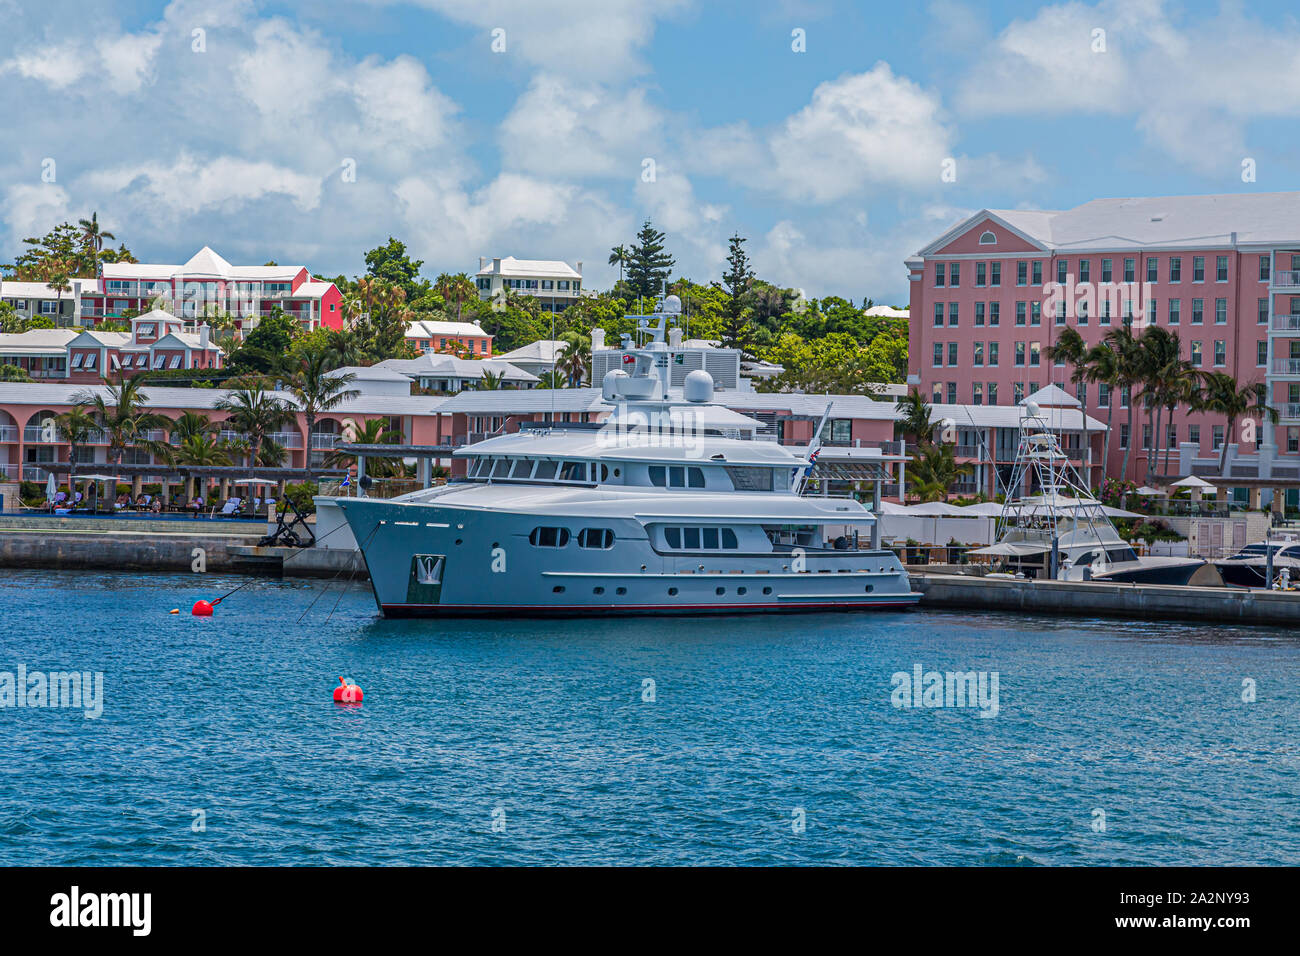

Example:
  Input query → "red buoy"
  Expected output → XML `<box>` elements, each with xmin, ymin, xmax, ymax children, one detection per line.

<box><xmin>192</xmin><ymin>600</ymin><xmax>214</xmax><ymax>616</ymax></box>
<box><xmin>333</xmin><ymin>676</ymin><xmax>363</xmax><ymax>704</ymax></box>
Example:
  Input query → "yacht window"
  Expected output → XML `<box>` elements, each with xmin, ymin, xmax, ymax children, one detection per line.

<box><xmin>534</xmin><ymin>460</ymin><xmax>558</xmax><ymax>479</ymax></box>
<box><xmin>578</xmin><ymin>528</ymin><xmax>614</xmax><ymax>549</ymax></box>
<box><xmin>559</xmin><ymin>460</ymin><xmax>586</xmax><ymax>482</ymax></box>
<box><xmin>722</xmin><ymin>529</ymin><xmax>738</xmax><ymax>549</ymax></box>
<box><xmin>528</xmin><ymin>527</ymin><xmax>570</xmax><ymax>548</ymax></box>
<box><xmin>491</xmin><ymin>459</ymin><xmax>511</xmax><ymax>478</ymax></box>
<box><xmin>668</xmin><ymin>467</ymin><xmax>685</xmax><ymax>488</ymax></box>
<box><xmin>598</xmin><ymin>464</ymin><xmax>610</xmax><ymax>481</ymax></box>
<box><xmin>683</xmin><ymin>528</ymin><xmax>701</xmax><ymax>549</ymax></box>
<box><xmin>688</xmin><ymin>467</ymin><xmax>705</xmax><ymax>488</ymax></box>
<box><xmin>665</xmin><ymin>528</ymin><xmax>681</xmax><ymax>549</ymax></box>
<box><xmin>510</xmin><ymin>459</ymin><xmax>533</xmax><ymax>479</ymax></box>
<box><xmin>649</xmin><ymin>466</ymin><xmax>666</xmax><ymax>487</ymax></box>
<box><xmin>702</xmin><ymin>528</ymin><xmax>719</xmax><ymax>549</ymax></box>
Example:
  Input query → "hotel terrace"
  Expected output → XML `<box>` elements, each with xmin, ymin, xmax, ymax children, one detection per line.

<box><xmin>475</xmin><ymin>256</ymin><xmax>583</xmax><ymax>312</ymax></box>
<box><xmin>909</xmin><ymin>192</ymin><xmax>1300</xmax><ymax>510</ymax></box>
<box><xmin>78</xmin><ymin>246</ymin><xmax>343</xmax><ymax>333</ymax></box>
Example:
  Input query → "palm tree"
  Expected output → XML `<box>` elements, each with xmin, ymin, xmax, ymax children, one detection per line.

<box><xmin>907</xmin><ymin>442</ymin><xmax>973</xmax><ymax>502</ymax></box>
<box><xmin>435</xmin><ymin>272</ymin><xmax>478</xmax><ymax>321</ymax></box>
<box><xmin>77</xmin><ymin>212</ymin><xmax>115</xmax><ymax>277</ymax></box>
<box><xmin>214</xmin><ymin>378</ymin><xmax>294</xmax><ymax>478</ymax></box>
<box><xmin>1083</xmin><ymin>342</ymin><xmax>1119</xmax><ymax>483</ymax></box>
<box><xmin>896</xmin><ymin>388</ymin><xmax>933</xmax><ymax>446</ymax></box>
<box><xmin>608</xmin><ymin>245</ymin><xmax>629</xmax><ymax>284</ymax></box>
<box><xmin>54</xmin><ymin>405</ymin><xmax>98</xmax><ymax>493</ymax></box>
<box><xmin>0</xmin><ymin>364</ymin><xmax>33</xmax><ymax>382</ymax></box>
<box><xmin>168</xmin><ymin>410</ymin><xmax>213</xmax><ymax>444</ymax></box>
<box><xmin>556</xmin><ymin>330</ymin><xmax>590</xmax><ymax>387</ymax></box>
<box><xmin>1104</xmin><ymin>326</ymin><xmax>1142</xmax><ymax>481</ymax></box>
<box><xmin>46</xmin><ymin>271</ymin><xmax>72</xmax><ymax>327</ymax></box>
<box><xmin>1135</xmin><ymin>327</ymin><xmax>1186</xmax><ymax>482</ymax></box>
<box><xmin>536</xmin><ymin>369</ymin><xmax>567</xmax><ymax>389</ymax></box>
<box><xmin>173</xmin><ymin>433</ymin><xmax>231</xmax><ymax>502</ymax></box>
<box><xmin>74</xmin><ymin>371</ymin><xmax>170</xmax><ymax>466</ymax></box>
<box><xmin>286</xmin><ymin>350</ymin><xmax>358</xmax><ymax>479</ymax></box>
<box><xmin>322</xmin><ymin>418</ymin><xmax>402</xmax><ymax>478</ymax></box>
<box><xmin>1046</xmin><ymin>326</ymin><xmax>1092</xmax><ymax>482</ymax></box>
<box><xmin>1195</xmin><ymin>372</ymin><xmax>1279</xmax><ymax>476</ymax></box>
<box><xmin>326</xmin><ymin>327</ymin><xmax>368</xmax><ymax>367</ymax></box>
<box><xmin>479</xmin><ymin>370</ymin><xmax>504</xmax><ymax>390</ymax></box>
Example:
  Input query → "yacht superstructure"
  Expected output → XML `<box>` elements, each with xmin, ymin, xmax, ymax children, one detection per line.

<box><xmin>333</xmin><ymin>296</ymin><xmax>919</xmax><ymax>617</ymax></box>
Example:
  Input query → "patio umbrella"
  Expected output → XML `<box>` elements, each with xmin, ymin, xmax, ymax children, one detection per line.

<box><xmin>1170</xmin><ymin>475</ymin><xmax>1216</xmax><ymax>489</ymax></box>
<box><xmin>1135</xmin><ymin>486</ymin><xmax>1163</xmax><ymax>496</ymax></box>
<box><xmin>44</xmin><ymin>472</ymin><xmax>56</xmax><ymax>501</ymax></box>
<box><xmin>957</xmin><ymin>501</ymin><xmax>1006</xmax><ymax>516</ymax></box>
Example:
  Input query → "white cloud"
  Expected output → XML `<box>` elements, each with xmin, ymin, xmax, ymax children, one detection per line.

<box><xmin>95</xmin><ymin>31</ymin><xmax>164</xmax><ymax>94</ymax></box>
<box><xmin>2</xmin><ymin>184</ymin><xmax>71</xmax><ymax>250</ymax></box>
<box><xmin>2</xmin><ymin>45</ymin><xmax>87</xmax><ymax>89</ymax></box>
<box><xmin>80</xmin><ymin>155</ymin><xmax>323</xmax><ymax>219</ymax></box>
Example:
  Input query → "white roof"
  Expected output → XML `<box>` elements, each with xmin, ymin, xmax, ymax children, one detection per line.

<box><xmin>154</xmin><ymin>331</ymin><xmax>223</xmax><ymax>353</ymax></box>
<box><xmin>923</xmin><ymin>192</ymin><xmax>1300</xmax><ymax>254</ymax></box>
<box><xmin>477</xmin><ymin>256</ymin><xmax>581</xmax><ymax>279</ymax></box>
<box><xmin>1</xmin><ymin>280</ymin><xmax>67</xmax><ymax>299</ymax></box>
<box><xmin>863</xmin><ymin>305</ymin><xmax>908</xmax><ymax>318</ymax></box>
<box><xmin>406</xmin><ymin>319</ymin><xmax>491</xmax><ymax>339</ymax></box>
<box><xmin>101</xmin><ymin>246</ymin><xmax>306</xmax><ymax>281</ymax></box>
<box><xmin>326</xmin><ymin>365</ymin><xmax>412</xmax><ymax>383</ymax></box>
<box><xmin>0</xmin><ymin>328</ymin><xmax>80</xmax><ymax>355</ymax></box>
<box><xmin>930</xmin><ymin>402</ymin><xmax>1107</xmax><ymax>431</ymax></box>
<box><xmin>70</xmin><ymin>330</ymin><xmax>132</xmax><ymax>348</ymax></box>
<box><xmin>375</xmin><ymin>355</ymin><xmax>537</xmax><ymax>383</ymax></box>
<box><xmin>294</xmin><ymin>281</ymin><xmax>333</xmax><ymax>298</ymax></box>
<box><xmin>494</xmin><ymin>339</ymin><xmax>566</xmax><ymax>363</ymax></box>
<box><xmin>1023</xmin><ymin>383</ymin><xmax>1081</xmax><ymax>408</ymax></box>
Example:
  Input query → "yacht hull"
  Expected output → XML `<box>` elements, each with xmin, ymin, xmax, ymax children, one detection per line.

<box><xmin>336</xmin><ymin>496</ymin><xmax>919</xmax><ymax>618</ymax></box>
<box><xmin>1092</xmin><ymin>558</ymin><xmax>1205</xmax><ymax>586</ymax></box>
<box><xmin>1213</xmin><ymin>561</ymin><xmax>1300</xmax><ymax>589</ymax></box>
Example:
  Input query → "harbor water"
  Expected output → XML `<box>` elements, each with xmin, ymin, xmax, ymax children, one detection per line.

<box><xmin>1</xmin><ymin>568</ymin><xmax>1298</xmax><ymax>865</ymax></box>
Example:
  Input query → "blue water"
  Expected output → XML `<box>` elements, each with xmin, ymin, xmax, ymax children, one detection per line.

<box><xmin>1</xmin><ymin>568</ymin><xmax>1298</xmax><ymax>866</ymax></box>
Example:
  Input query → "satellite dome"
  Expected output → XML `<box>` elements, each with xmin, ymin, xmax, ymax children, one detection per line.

<box><xmin>683</xmin><ymin>369</ymin><xmax>714</xmax><ymax>403</ymax></box>
<box><xmin>662</xmin><ymin>294</ymin><xmax>682</xmax><ymax>314</ymax></box>
<box><xmin>1025</xmin><ymin>400</ymin><xmax>1042</xmax><ymax>417</ymax></box>
<box><xmin>602</xmin><ymin>368</ymin><xmax>629</xmax><ymax>402</ymax></box>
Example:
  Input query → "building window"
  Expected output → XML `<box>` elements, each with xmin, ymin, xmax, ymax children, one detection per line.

<box><xmin>1216</xmin><ymin>256</ymin><xmax>1228</xmax><ymax>282</ymax></box>
<box><xmin>1193</xmin><ymin>256</ymin><xmax>1205</xmax><ymax>281</ymax></box>
<box><xmin>988</xmin><ymin>383</ymin><xmax>998</xmax><ymax>405</ymax></box>
<box><xmin>934</xmin><ymin>263</ymin><xmax>944</xmax><ymax>287</ymax></box>
<box><xmin>950</xmin><ymin>263</ymin><xmax>960</xmax><ymax>287</ymax></box>
<box><xmin>1260</xmin><ymin>255</ymin><xmax>1271</xmax><ymax>281</ymax></box>
<box><xmin>1101</xmin><ymin>258</ymin><xmax>1113</xmax><ymax>283</ymax></box>
<box><xmin>1015</xmin><ymin>301</ymin><xmax>1026</xmax><ymax>326</ymax></box>
<box><xmin>1017</xmin><ymin>261</ymin><xmax>1027</xmax><ymax>286</ymax></box>
<box><xmin>1056</xmin><ymin>259</ymin><xmax>1068</xmax><ymax>284</ymax></box>
<box><xmin>948</xmin><ymin>342</ymin><xmax>958</xmax><ymax>366</ymax></box>
<box><xmin>973</xmin><ymin>342</ymin><xmax>984</xmax><ymax>366</ymax></box>
<box><xmin>948</xmin><ymin>303</ymin><xmax>958</xmax><ymax>326</ymax></box>
<box><xmin>1100</xmin><ymin>299</ymin><xmax>1112</xmax><ymax>325</ymax></box>
<box><xmin>1030</xmin><ymin>302</ymin><xmax>1041</xmax><ymax>326</ymax></box>
<box><xmin>933</xmin><ymin>343</ymin><xmax>944</xmax><ymax>367</ymax></box>
<box><xmin>1191</xmin><ymin>298</ymin><xmax>1204</xmax><ymax>325</ymax></box>
<box><xmin>1142</xmin><ymin>424</ymin><xmax>1152</xmax><ymax>450</ymax></box>
<box><xmin>973</xmin><ymin>382</ymin><xmax>983</xmax><ymax>405</ymax></box>
<box><xmin>990</xmin><ymin>262</ymin><xmax>1001</xmax><ymax>287</ymax></box>
<box><xmin>1055</xmin><ymin>301</ymin><xmax>1066</xmax><ymax>326</ymax></box>
<box><xmin>932</xmin><ymin>382</ymin><xmax>943</xmax><ymax>403</ymax></box>
<box><xmin>1119</xmin><ymin>424</ymin><xmax>1129</xmax><ymax>449</ymax></box>
<box><xmin>989</xmin><ymin>302</ymin><xmax>1000</xmax><ymax>326</ymax></box>
<box><xmin>1258</xmin><ymin>340</ymin><xmax>1268</xmax><ymax>366</ymax></box>
<box><xmin>979</xmin><ymin>231</ymin><xmax>997</xmax><ymax>245</ymax></box>
<box><xmin>1147</xmin><ymin>258</ymin><xmax>1158</xmax><ymax>283</ymax></box>
<box><xmin>1030</xmin><ymin>342</ymin><xmax>1041</xmax><ymax>366</ymax></box>
<box><xmin>1079</xmin><ymin>259</ymin><xmax>1090</xmax><ymax>283</ymax></box>
<box><xmin>988</xmin><ymin>342</ymin><xmax>999</xmax><ymax>366</ymax></box>
<box><xmin>1015</xmin><ymin>342</ymin><xmax>1025</xmax><ymax>366</ymax></box>
<box><xmin>1031</xmin><ymin>261</ymin><xmax>1042</xmax><ymax>286</ymax></box>
<box><xmin>1123</xmin><ymin>258</ymin><xmax>1135</xmax><ymax>283</ymax></box>
<box><xmin>934</xmin><ymin>303</ymin><xmax>944</xmax><ymax>327</ymax></box>
<box><xmin>1213</xmin><ymin>425</ymin><xmax>1224</xmax><ymax>449</ymax></box>
<box><xmin>1214</xmin><ymin>340</ymin><xmax>1226</xmax><ymax>366</ymax></box>
<box><xmin>1099</xmin><ymin>383</ymin><xmax>1110</xmax><ymax>408</ymax></box>
<box><xmin>976</xmin><ymin>262</ymin><xmax>987</xmax><ymax>287</ymax></box>
<box><xmin>1259</xmin><ymin>298</ymin><xmax>1269</xmax><ymax>324</ymax></box>
<box><xmin>947</xmin><ymin>382</ymin><xmax>957</xmax><ymax>404</ymax></box>
<box><xmin>975</xmin><ymin>302</ymin><xmax>985</xmax><ymax>326</ymax></box>
<box><xmin>1169</xmin><ymin>257</ymin><xmax>1181</xmax><ymax>282</ymax></box>
<box><xmin>1190</xmin><ymin>341</ymin><xmax>1202</xmax><ymax>366</ymax></box>
<box><xmin>1014</xmin><ymin>382</ymin><xmax>1025</xmax><ymax>404</ymax></box>
<box><xmin>1189</xmin><ymin>424</ymin><xmax>1200</xmax><ymax>447</ymax></box>
<box><xmin>1215</xmin><ymin>298</ymin><xmax>1227</xmax><ymax>324</ymax></box>
<box><xmin>1168</xmin><ymin>299</ymin><xmax>1180</xmax><ymax>325</ymax></box>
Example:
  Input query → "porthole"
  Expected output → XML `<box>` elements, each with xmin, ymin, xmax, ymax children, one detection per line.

<box><xmin>616</xmin><ymin>587</ymin><xmax>627</xmax><ymax>595</ymax></box>
<box><xmin>715</xmin><ymin>587</ymin><xmax>725</xmax><ymax>596</ymax></box>
<box><xmin>668</xmin><ymin>587</ymin><xmax>678</xmax><ymax>596</ymax></box>
<box><xmin>762</xmin><ymin>586</ymin><xmax>772</xmax><ymax>595</ymax></box>
<box><xmin>455</xmin><ymin>539</ymin><xmax>463</xmax><ymax>545</ymax></box>
<box><xmin>864</xmin><ymin>585</ymin><xmax>874</xmax><ymax>593</ymax></box>
<box><xmin>593</xmin><ymin>586</ymin><xmax>605</xmax><ymax>595</ymax></box>
<box><xmin>553</xmin><ymin>585</ymin><xmax>565</xmax><ymax>593</ymax></box>
<box><xmin>737</xmin><ymin>587</ymin><xmax>747</xmax><ymax>595</ymax></box>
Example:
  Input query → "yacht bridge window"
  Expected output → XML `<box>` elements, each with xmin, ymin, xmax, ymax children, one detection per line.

<box><xmin>528</xmin><ymin>527</ymin><xmax>570</xmax><ymax>548</ymax></box>
<box><xmin>649</xmin><ymin>465</ymin><xmax>705</xmax><ymax>488</ymax></box>
<box><xmin>662</xmin><ymin>527</ymin><xmax>739</xmax><ymax>550</ymax></box>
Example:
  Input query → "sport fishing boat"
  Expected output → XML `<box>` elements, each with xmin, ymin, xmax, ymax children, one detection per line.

<box><xmin>333</xmin><ymin>296</ymin><xmax>918</xmax><ymax>617</ymax></box>
<box><xmin>1212</xmin><ymin>536</ymin><xmax>1300</xmax><ymax>589</ymax></box>
<box><xmin>971</xmin><ymin>401</ymin><xmax>1205</xmax><ymax>585</ymax></box>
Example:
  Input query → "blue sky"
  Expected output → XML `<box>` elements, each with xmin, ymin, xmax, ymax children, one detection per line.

<box><xmin>3</xmin><ymin>0</ymin><xmax>1298</xmax><ymax>301</ymax></box>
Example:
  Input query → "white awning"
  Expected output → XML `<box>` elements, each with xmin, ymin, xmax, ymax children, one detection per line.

<box><xmin>970</xmin><ymin>542</ymin><xmax>1052</xmax><ymax>557</ymax></box>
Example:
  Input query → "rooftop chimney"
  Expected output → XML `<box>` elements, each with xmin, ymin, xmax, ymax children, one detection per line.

<box><xmin>199</xmin><ymin>323</ymin><xmax>210</xmax><ymax>350</ymax></box>
<box><xmin>590</xmin><ymin>328</ymin><xmax>606</xmax><ymax>351</ymax></box>
<box><xmin>493</xmin><ymin>257</ymin><xmax>502</xmax><ymax>272</ymax></box>
<box><xmin>479</xmin><ymin>256</ymin><xmax>487</xmax><ymax>271</ymax></box>
<box><xmin>576</xmin><ymin>261</ymin><xmax>583</xmax><ymax>275</ymax></box>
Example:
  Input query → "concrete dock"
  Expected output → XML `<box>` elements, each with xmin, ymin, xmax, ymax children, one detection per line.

<box><xmin>911</xmin><ymin>571</ymin><xmax>1300</xmax><ymax>626</ymax></box>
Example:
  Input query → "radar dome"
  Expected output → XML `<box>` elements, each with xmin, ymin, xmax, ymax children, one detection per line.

<box><xmin>602</xmin><ymin>368</ymin><xmax>629</xmax><ymax>402</ymax></box>
<box><xmin>683</xmin><ymin>369</ymin><xmax>714</xmax><ymax>403</ymax></box>
<box><xmin>1025</xmin><ymin>400</ymin><xmax>1042</xmax><ymax>417</ymax></box>
<box><xmin>662</xmin><ymin>294</ymin><xmax>682</xmax><ymax>314</ymax></box>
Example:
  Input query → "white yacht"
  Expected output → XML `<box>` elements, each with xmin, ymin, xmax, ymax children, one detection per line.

<box><xmin>333</xmin><ymin>297</ymin><xmax>919</xmax><ymax>617</ymax></box>
<box><xmin>972</xmin><ymin>402</ymin><xmax>1205</xmax><ymax>585</ymax></box>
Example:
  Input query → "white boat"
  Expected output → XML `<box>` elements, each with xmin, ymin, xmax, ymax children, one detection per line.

<box><xmin>331</xmin><ymin>296</ymin><xmax>919</xmax><ymax>617</ymax></box>
<box><xmin>971</xmin><ymin>402</ymin><xmax>1205</xmax><ymax>585</ymax></box>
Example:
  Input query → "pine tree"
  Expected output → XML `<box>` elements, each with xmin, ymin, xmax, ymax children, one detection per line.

<box><xmin>717</xmin><ymin>233</ymin><xmax>754</xmax><ymax>345</ymax></box>
<box><xmin>625</xmin><ymin>220</ymin><xmax>675</xmax><ymax>301</ymax></box>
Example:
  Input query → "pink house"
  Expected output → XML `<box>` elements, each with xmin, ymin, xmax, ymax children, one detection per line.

<box><xmin>79</xmin><ymin>246</ymin><xmax>344</xmax><ymax>333</ymax></box>
<box><xmin>908</xmin><ymin>192</ymin><xmax>1300</xmax><ymax>509</ymax></box>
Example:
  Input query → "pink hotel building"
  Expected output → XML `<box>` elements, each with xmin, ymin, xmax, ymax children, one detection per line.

<box><xmin>908</xmin><ymin>192</ymin><xmax>1300</xmax><ymax>508</ymax></box>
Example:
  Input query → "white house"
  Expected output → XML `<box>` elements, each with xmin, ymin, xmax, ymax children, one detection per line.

<box><xmin>475</xmin><ymin>257</ymin><xmax>583</xmax><ymax>312</ymax></box>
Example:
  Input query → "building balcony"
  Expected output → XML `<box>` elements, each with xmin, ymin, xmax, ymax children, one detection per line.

<box><xmin>0</xmin><ymin>426</ymin><xmax>18</xmax><ymax>443</ymax></box>
<box><xmin>1282</xmin><ymin>403</ymin><xmax>1300</xmax><ymax>422</ymax></box>
<box><xmin>1272</xmin><ymin>271</ymin><xmax>1300</xmax><ymax>291</ymax></box>
<box><xmin>1272</xmin><ymin>313</ymin><xmax>1300</xmax><ymax>333</ymax></box>
<box><xmin>1272</xmin><ymin>358</ymin><xmax>1300</xmax><ymax>376</ymax></box>
<box><xmin>309</xmin><ymin>433</ymin><xmax>340</xmax><ymax>450</ymax></box>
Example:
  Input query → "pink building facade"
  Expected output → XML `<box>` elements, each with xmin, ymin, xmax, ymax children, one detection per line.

<box><xmin>79</xmin><ymin>246</ymin><xmax>344</xmax><ymax>334</ymax></box>
<box><xmin>908</xmin><ymin>193</ymin><xmax>1300</xmax><ymax>507</ymax></box>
